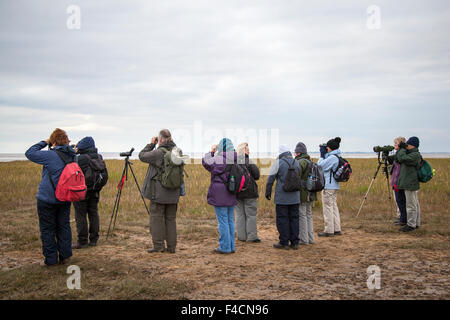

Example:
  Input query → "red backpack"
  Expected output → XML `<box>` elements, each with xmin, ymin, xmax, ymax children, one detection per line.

<box><xmin>50</xmin><ymin>150</ymin><xmax>87</xmax><ymax>202</ymax></box>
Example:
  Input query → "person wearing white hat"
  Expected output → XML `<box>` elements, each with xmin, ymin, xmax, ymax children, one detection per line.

<box><xmin>265</xmin><ymin>145</ymin><xmax>301</xmax><ymax>250</ymax></box>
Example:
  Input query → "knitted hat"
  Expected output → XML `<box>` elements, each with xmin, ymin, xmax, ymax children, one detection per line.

<box><xmin>326</xmin><ymin>137</ymin><xmax>341</xmax><ymax>150</ymax></box>
<box><xmin>76</xmin><ymin>136</ymin><xmax>95</xmax><ymax>151</ymax></box>
<box><xmin>278</xmin><ymin>144</ymin><xmax>290</xmax><ymax>154</ymax></box>
<box><xmin>295</xmin><ymin>142</ymin><xmax>307</xmax><ymax>154</ymax></box>
<box><xmin>217</xmin><ymin>138</ymin><xmax>235</xmax><ymax>153</ymax></box>
<box><xmin>406</xmin><ymin>136</ymin><xmax>420</xmax><ymax>148</ymax></box>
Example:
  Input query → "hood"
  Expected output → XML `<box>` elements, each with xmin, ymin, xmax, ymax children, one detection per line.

<box><xmin>77</xmin><ymin>136</ymin><xmax>95</xmax><ymax>151</ymax></box>
<box><xmin>217</xmin><ymin>138</ymin><xmax>235</xmax><ymax>153</ymax></box>
<box><xmin>278</xmin><ymin>151</ymin><xmax>292</xmax><ymax>159</ymax></box>
<box><xmin>327</xmin><ymin>149</ymin><xmax>342</xmax><ymax>158</ymax></box>
<box><xmin>158</xmin><ymin>140</ymin><xmax>176</xmax><ymax>151</ymax></box>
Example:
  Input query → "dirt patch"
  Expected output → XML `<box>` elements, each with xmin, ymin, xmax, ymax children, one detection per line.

<box><xmin>3</xmin><ymin>220</ymin><xmax>447</xmax><ymax>299</ymax></box>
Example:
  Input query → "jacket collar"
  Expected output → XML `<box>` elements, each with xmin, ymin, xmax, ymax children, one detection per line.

<box><xmin>158</xmin><ymin>141</ymin><xmax>176</xmax><ymax>151</ymax></box>
<box><xmin>326</xmin><ymin>149</ymin><xmax>341</xmax><ymax>158</ymax></box>
<box><xmin>78</xmin><ymin>147</ymin><xmax>97</xmax><ymax>154</ymax></box>
<box><xmin>278</xmin><ymin>151</ymin><xmax>292</xmax><ymax>159</ymax></box>
<box><xmin>295</xmin><ymin>153</ymin><xmax>310</xmax><ymax>160</ymax></box>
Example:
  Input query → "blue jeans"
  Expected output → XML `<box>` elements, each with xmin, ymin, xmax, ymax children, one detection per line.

<box><xmin>37</xmin><ymin>199</ymin><xmax>72</xmax><ymax>265</ymax></box>
<box><xmin>214</xmin><ymin>206</ymin><xmax>235</xmax><ymax>253</ymax></box>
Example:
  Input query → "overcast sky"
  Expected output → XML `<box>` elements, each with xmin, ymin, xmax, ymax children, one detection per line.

<box><xmin>0</xmin><ymin>0</ymin><xmax>449</xmax><ymax>154</ymax></box>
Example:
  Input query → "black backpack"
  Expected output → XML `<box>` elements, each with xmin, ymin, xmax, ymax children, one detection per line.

<box><xmin>282</xmin><ymin>158</ymin><xmax>302</xmax><ymax>192</ymax></box>
<box><xmin>217</xmin><ymin>164</ymin><xmax>251</xmax><ymax>195</ymax></box>
<box><xmin>84</xmin><ymin>154</ymin><xmax>108</xmax><ymax>192</ymax></box>
<box><xmin>302</xmin><ymin>160</ymin><xmax>325</xmax><ymax>192</ymax></box>
<box><xmin>332</xmin><ymin>155</ymin><xmax>352</xmax><ymax>183</ymax></box>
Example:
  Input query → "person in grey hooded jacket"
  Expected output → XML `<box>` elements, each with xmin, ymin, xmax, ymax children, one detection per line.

<box><xmin>265</xmin><ymin>145</ymin><xmax>301</xmax><ymax>250</ymax></box>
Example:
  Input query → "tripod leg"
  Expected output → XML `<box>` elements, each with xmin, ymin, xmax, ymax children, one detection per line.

<box><xmin>128</xmin><ymin>161</ymin><xmax>150</xmax><ymax>215</ymax></box>
<box><xmin>107</xmin><ymin>162</ymin><xmax>127</xmax><ymax>240</ymax></box>
<box><xmin>106</xmin><ymin>186</ymin><xmax>121</xmax><ymax>240</ymax></box>
<box><xmin>356</xmin><ymin>163</ymin><xmax>382</xmax><ymax>218</ymax></box>
<box><xmin>111</xmin><ymin>187</ymin><xmax>123</xmax><ymax>235</ymax></box>
<box><xmin>385</xmin><ymin>169</ymin><xmax>395</xmax><ymax>221</ymax></box>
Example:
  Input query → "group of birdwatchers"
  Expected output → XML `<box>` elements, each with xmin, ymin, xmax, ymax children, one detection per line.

<box><xmin>26</xmin><ymin>128</ymin><xmax>423</xmax><ymax>266</ymax></box>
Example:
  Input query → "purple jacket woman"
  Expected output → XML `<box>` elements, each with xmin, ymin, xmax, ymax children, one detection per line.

<box><xmin>202</xmin><ymin>150</ymin><xmax>238</xmax><ymax>207</ymax></box>
<box><xmin>202</xmin><ymin>138</ymin><xmax>238</xmax><ymax>254</ymax></box>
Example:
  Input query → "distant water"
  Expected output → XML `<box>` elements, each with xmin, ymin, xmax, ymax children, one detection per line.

<box><xmin>2</xmin><ymin>152</ymin><xmax>450</xmax><ymax>162</ymax></box>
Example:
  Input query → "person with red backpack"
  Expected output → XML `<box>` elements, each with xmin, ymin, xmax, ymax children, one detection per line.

<box><xmin>72</xmin><ymin>137</ymin><xmax>108</xmax><ymax>249</ymax></box>
<box><xmin>25</xmin><ymin>128</ymin><xmax>79</xmax><ymax>266</ymax></box>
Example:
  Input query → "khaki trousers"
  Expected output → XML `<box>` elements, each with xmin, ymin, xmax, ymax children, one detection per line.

<box><xmin>149</xmin><ymin>202</ymin><xmax>178</xmax><ymax>250</ymax></box>
<box><xmin>405</xmin><ymin>190</ymin><xmax>420</xmax><ymax>228</ymax></box>
<box><xmin>322</xmin><ymin>190</ymin><xmax>341</xmax><ymax>234</ymax></box>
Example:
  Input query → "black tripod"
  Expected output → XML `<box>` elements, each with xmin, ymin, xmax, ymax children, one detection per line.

<box><xmin>356</xmin><ymin>152</ymin><xmax>394</xmax><ymax>218</ymax></box>
<box><xmin>106</xmin><ymin>148</ymin><xmax>149</xmax><ymax>240</ymax></box>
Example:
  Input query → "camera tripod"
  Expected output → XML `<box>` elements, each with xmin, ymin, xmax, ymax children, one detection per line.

<box><xmin>106</xmin><ymin>148</ymin><xmax>150</xmax><ymax>240</ymax></box>
<box><xmin>356</xmin><ymin>152</ymin><xmax>394</xmax><ymax>218</ymax></box>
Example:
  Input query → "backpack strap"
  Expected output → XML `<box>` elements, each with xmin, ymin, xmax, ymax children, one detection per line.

<box><xmin>330</xmin><ymin>154</ymin><xmax>340</xmax><ymax>183</ymax></box>
<box><xmin>215</xmin><ymin>164</ymin><xmax>232</xmax><ymax>185</ymax></box>
<box><xmin>281</xmin><ymin>157</ymin><xmax>295</xmax><ymax>168</ymax></box>
<box><xmin>54</xmin><ymin>149</ymin><xmax>76</xmax><ymax>164</ymax></box>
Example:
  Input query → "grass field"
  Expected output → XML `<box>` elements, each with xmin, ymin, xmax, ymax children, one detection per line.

<box><xmin>0</xmin><ymin>157</ymin><xmax>449</xmax><ymax>299</ymax></box>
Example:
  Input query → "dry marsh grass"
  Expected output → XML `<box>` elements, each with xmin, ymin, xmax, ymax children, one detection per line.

<box><xmin>0</xmin><ymin>157</ymin><xmax>449</xmax><ymax>299</ymax></box>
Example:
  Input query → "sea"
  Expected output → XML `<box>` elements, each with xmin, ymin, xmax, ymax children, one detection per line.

<box><xmin>2</xmin><ymin>152</ymin><xmax>449</xmax><ymax>162</ymax></box>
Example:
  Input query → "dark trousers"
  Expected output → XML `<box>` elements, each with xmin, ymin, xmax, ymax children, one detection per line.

<box><xmin>276</xmin><ymin>204</ymin><xmax>300</xmax><ymax>246</ymax></box>
<box><xmin>394</xmin><ymin>189</ymin><xmax>407</xmax><ymax>223</ymax></box>
<box><xmin>37</xmin><ymin>199</ymin><xmax>72</xmax><ymax>265</ymax></box>
<box><xmin>73</xmin><ymin>195</ymin><xmax>100</xmax><ymax>245</ymax></box>
<box><xmin>150</xmin><ymin>202</ymin><xmax>178</xmax><ymax>250</ymax></box>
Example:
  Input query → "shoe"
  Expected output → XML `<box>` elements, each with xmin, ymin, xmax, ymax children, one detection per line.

<box><xmin>238</xmin><ymin>239</ymin><xmax>246</xmax><ymax>242</ymax></box>
<box><xmin>248</xmin><ymin>238</ymin><xmax>261</xmax><ymax>243</ymax></box>
<box><xmin>273</xmin><ymin>243</ymin><xmax>290</xmax><ymax>250</ymax></box>
<box><xmin>72</xmin><ymin>243</ymin><xmax>88</xmax><ymax>249</ymax></box>
<box><xmin>213</xmin><ymin>248</ymin><xmax>229</xmax><ymax>254</ymax></box>
<box><xmin>166</xmin><ymin>248</ymin><xmax>176</xmax><ymax>254</ymax></box>
<box><xmin>88</xmin><ymin>242</ymin><xmax>97</xmax><ymax>247</ymax></box>
<box><xmin>415</xmin><ymin>225</ymin><xmax>420</xmax><ymax>229</ymax></box>
<box><xmin>147</xmin><ymin>248</ymin><xmax>165</xmax><ymax>253</ymax></box>
<box><xmin>334</xmin><ymin>231</ymin><xmax>342</xmax><ymax>236</ymax></box>
<box><xmin>40</xmin><ymin>261</ymin><xmax>58</xmax><ymax>267</ymax></box>
<box><xmin>400</xmin><ymin>225</ymin><xmax>415</xmax><ymax>232</ymax></box>
<box><xmin>59</xmin><ymin>257</ymin><xmax>71</xmax><ymax>265</ymax></box>
<box><xmin>290</xmin><ymin>244</ymin><xmax>299</xmax><ymax>250</ymax></box>
<box><xmin>318</xmin><ymin>232</ymin><xmax>334</xmax><ymax>237</ymax></box>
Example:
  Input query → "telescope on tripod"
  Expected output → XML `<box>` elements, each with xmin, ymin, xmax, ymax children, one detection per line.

<box><xmin>106</xmin><ymin>148</ymin><xmax>149</xmax><ymax>240</ymax></box>
<box><xmin>356</xmin><ymin>145</ymin><xmax>395</xmax><ymax>218</ymax></box>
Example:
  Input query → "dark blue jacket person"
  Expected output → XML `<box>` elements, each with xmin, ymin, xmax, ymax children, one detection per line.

<box><xmin>25</xmin><ymin>128</ymin><xmax>76</xmax><ymax>266</ymax></box>
<box><xmin>72</xmin><ymin>136</ymin><xmax>103</xmax><ymax>249</ymax></box>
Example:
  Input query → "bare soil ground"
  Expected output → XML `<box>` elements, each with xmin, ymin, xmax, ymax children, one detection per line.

<box><xmin>1</xmin><ymin>216</ymin><xmax>449</xmax><ymax>300</ymax></box>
